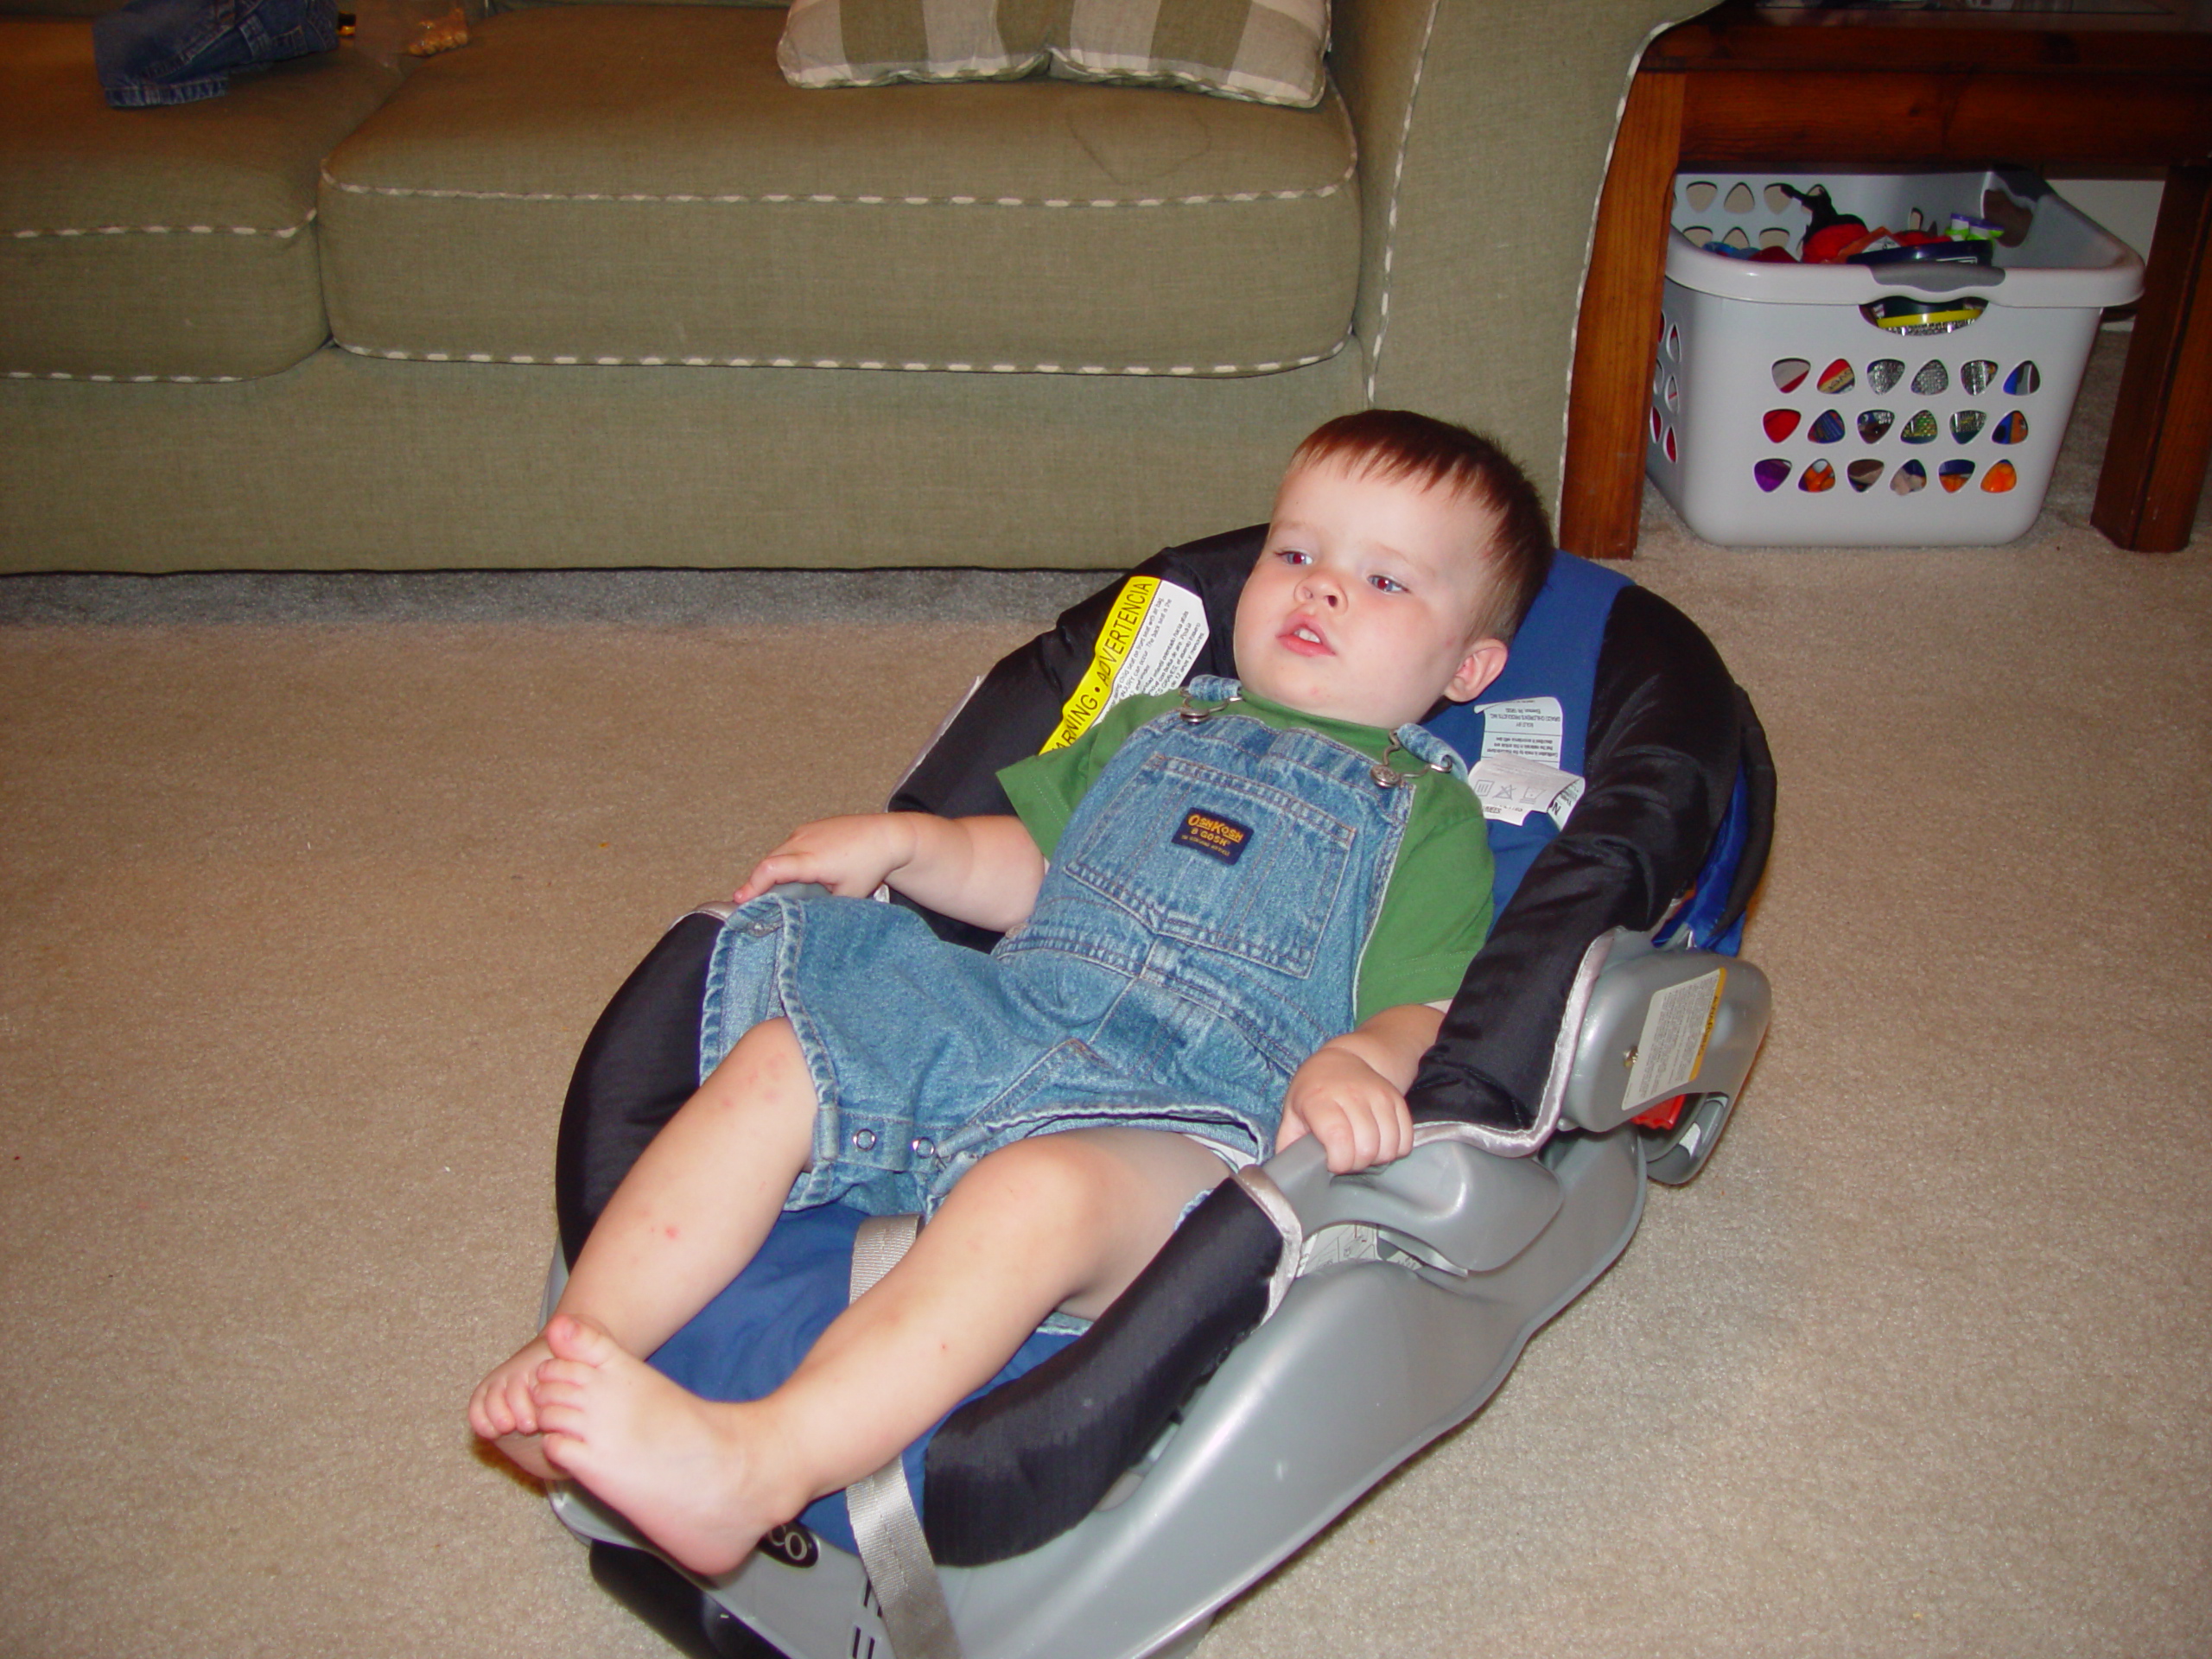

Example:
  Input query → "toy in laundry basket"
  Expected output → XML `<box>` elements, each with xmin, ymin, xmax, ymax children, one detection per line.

<box><xmin>1777</xmin><ymin>181</ymin><xmax>1868</xmax><ymax>263</ymax></box>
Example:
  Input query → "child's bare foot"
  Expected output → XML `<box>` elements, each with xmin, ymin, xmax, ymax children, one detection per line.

<box><xmin>533</xmin><ymin>1314</ymin><xmax>804</xmax><ymax>1577</ymax></box>
<box><xmin>471</xmin><ymin>1332</ymin><xmax>561</xmax><ymax>1478</ymax></box>
<box><xmin>488</xmin><ymin>1429</ymin><xmax>561</xmax><ymax>1481</ymax></box>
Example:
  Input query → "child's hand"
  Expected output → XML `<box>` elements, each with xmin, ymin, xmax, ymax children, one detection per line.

<box><xmin>1276</xmin><ymin>1044</ymin><xmax>1415</xmax><ymax>1173</ymax></box>
<box><xmin>735</xmin><ymin>815</ymin><xmax>915</xmax><ymax>904</ymax></box>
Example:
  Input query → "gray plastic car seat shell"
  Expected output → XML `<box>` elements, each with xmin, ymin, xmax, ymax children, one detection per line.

<box><xmin>1263</xmin><ymin>1130</ymin><xmax>1563</xmax><ymax>1275</ymax></box>
<box><xmin>549</xmin><ymin>1125</ymin><xmax>1649</xmax><ymax>1659</ymax></box>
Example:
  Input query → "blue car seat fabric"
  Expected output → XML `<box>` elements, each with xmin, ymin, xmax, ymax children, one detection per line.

<box><xmin>1658</xmin><ymin>682</ymin><xmax>1776</xmax><ymax>957</ymax></box>
<box><xmin>1425</xmin><ymin>550</ymin><xmax>1633</xmax><ymax>910</ymax></box>
<box><xmin>551</xmin><ymin>524</ymin><xmax>1765</xmax><ymax>1569</ymax></box>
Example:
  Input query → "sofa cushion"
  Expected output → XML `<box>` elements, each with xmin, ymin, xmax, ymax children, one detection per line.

<box><xmin>0</xmin><ymin>19</ymin><xmax>401</xmax><ymax>379</ymax></box>
<box><xmin>319</xmin><ymin>4</ymin><xmax>1357</xmax><ymax>376</ymax></box>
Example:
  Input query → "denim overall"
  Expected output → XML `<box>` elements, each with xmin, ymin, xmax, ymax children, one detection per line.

<box><xmin>699</xmin><ymin>677</ymin><xmax>1465</xmax><ymax>1218</ymax></box>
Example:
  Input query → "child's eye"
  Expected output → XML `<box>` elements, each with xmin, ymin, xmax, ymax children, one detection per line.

<box><xmin>1368</xmin><ymin>574</ymin><xmax>1407</xmax><ymax>594</ymax></box>
<box><xmin>1273</xmin><ymin>548</ymin><xmax>1313</xmax><ymax>569</ymax></box>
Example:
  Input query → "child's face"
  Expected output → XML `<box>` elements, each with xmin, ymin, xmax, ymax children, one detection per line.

<box><xmin>1231</xmin><ymin>457</ymin><xmax>1510</xmax><ymax>729</ymax></box>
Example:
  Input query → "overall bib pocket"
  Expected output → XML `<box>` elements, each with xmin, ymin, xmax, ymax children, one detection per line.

<box><xmin>1056</xmin><ymin>752</ymin><xmax>1354</xmax><ymax>980</ymax></box>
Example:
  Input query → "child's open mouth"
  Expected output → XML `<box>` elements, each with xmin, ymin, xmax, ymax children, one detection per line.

<box><xmin>1280</xmin><ymin>620</ymin><xmax>1332</xmax><ymax>657</ymax></box>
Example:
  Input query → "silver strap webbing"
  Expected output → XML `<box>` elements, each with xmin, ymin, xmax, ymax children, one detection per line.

<box><xmin>844</xmin><ymin>1213</ymin><xmax>964</xmax><ymax>1659</ymax></box>
<box><xmin>849</xmin><ymin>1211</ymin><xmax>919</xmax><ymax>1303</ymax></box>
<box><xmin>1230</xmin><ymin>1164</ymin><xmax>1304</xmax><ymax>1323</ymax></box>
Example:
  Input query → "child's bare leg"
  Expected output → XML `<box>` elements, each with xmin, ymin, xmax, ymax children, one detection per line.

<box><xmin>530</xmin><ymin>1127</ymin><xmax>1226</xmax><ymax>1574</ymax></box>
<box><xmin>468</xmin><ymin>1015</ymin><xmax>818</xmax><ymax>1475</ymax></box>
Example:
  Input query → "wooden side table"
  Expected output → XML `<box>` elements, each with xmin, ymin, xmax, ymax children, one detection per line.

<box><xmin>1560</xmin><ymin>0</ymin><xmax>2212</xmax><ymax>556</ymax></box>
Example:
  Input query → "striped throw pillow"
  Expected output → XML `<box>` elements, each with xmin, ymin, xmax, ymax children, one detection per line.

<box><xmin>1052</xmin><ymin>0</ymin><xmax>1326</xmax><ymax>108</ymax></box>
<box><xmin>778</xmin><ymin>0</ymin><xmax>1054</xmax><ymax>86</ymax></box>
<box><xmin>778</xmin><ymin>0</ymin><xmax>1328</xmax><ymax>108</ymax></box>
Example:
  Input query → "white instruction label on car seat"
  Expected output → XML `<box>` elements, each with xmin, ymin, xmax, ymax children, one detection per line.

<box><xmin>1470</xmin><ymin>695</ymin><xmax>1566</xmax><ymax>767</ymax></box>
<box><xmin>1043</xmin><ymin>577</ymin><xmax>1210</xmax><ymax>751</ymax></box>
<box><xmin>1299</xmin><ymin>1223</ymin><xmax>1380</xmax><ymax>1274</ymax></box>
<box><xmin>1467</xmin><ymin>753</ymin><xmax>1585</xmax><ymax>828</ymax></box>
<box><xmin>1625</xmin><ymin>967</ymin><xmax>1726</xmax><ymax>1108</ymax></box>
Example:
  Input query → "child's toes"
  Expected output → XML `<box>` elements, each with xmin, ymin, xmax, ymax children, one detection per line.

<box><xmin>472</xmin><ymin>1380</ymin><xmax>514</xmax><ymax>1439</ymax></box>
<box><xmin>531</xmin><ymin>1363</ymin><xmax>590</xmax><ymax>1424</ymax></box>
<box><xmin>536</xmin><ymin>1384</ymin><xmax>594</xmax><ymax>1445</ymax></box>
<box><xmin>540</xmin><ymin>1429</ymin><xmax>585</xmax><ymax>1475</ymax></box>
<box><xmin>535</xmin><ymin>1357</ymin><xmax>595</xmax><ymax>1393</ymax></box>
<box><xmin>543</xmin><ymin>1313</ymin><xmax>620</xmax><ymax>1365</ymax></box>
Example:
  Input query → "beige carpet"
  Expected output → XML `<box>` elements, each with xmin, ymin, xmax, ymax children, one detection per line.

<box><xmin>3</xmin><ymin>333</ymin><xmax>2207</xmax><ymax>1658</ymax></box>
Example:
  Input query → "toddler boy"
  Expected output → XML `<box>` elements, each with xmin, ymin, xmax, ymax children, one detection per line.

<box><xmin>469</xmin><ymin>410</ymin><xmax>1554</xmax><ymax>1576</ymax></box>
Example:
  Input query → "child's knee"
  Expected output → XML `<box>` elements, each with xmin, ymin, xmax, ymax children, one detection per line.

<box><xmin>964</xmin><ymin>1134</ymin><xmax>1122</xmax><ymax>1230</ymax></box>
<box><xmin>965</xmin><ymin>1128</ymin><xmax>1219</xmax><ymax>1236</ymax></box>
<box><xmin>683</xmin><ymin>1017</ymin><xmax>821</xmax><ymax>1168</ymax></box>
<box><xmin>702</xmin><ymin>1018</ymin><xmax>813</xmax><ymax>1109</ymax></box>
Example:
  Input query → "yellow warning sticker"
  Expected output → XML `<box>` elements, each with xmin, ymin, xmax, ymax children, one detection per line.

<box><xmin>1040</xmin><ymin>575</ymin><xmax>1209</xmax><ymax>752</ymax></box>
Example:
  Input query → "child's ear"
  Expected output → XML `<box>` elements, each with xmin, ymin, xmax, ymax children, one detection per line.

<box><xmin>1444</xmin><ymin>639</ymin><xmax>1509</xmax><ymax>703</ymax></box>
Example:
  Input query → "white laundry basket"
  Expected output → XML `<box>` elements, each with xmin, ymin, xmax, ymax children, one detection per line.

<box><xmin>1646</xmin><ymin>168</ymin><xmax>2143</xmax><ymax>546</ymax></box>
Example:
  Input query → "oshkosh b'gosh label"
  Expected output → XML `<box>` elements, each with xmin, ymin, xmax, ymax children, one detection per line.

<box><xmin>1173</xmin><ymin>810</ymin><xmax>1252</xmax><ymax>863</ymax></box>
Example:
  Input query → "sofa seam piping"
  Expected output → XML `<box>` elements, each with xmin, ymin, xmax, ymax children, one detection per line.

<box><xmin>314</xmin><ymin>158</ymin><xmax>1356</xmax><ymax>209</ymax></box>
<box><xmin>8</xmin><ymin>215</ymin><xmax>314</xmax><ymax>239</ymax></box>
<box><xmin>6</xmin><ymin>370</ymin><xmax>247</xmax><ymax>383</ymax></box>
<box><xmin>1362</xmin><ymin>0</ymin><xmax>1444</xmax><ymax>406</ymax></box>
<box><xmin>326</xmin><ymin>337</ymin><xmax>1356</xmax><ymax>376</ymax></box>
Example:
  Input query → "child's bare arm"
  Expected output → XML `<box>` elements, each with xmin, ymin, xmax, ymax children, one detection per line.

<box><xmin>735</xmin><ymin>812</ymin><xmax>1046</xmax><ymax>933</ymax></box>
<box><xmin>1275</xmin><ymin>1002</ymin><xmax>1446</xmax><ymax>1173</ymax></box>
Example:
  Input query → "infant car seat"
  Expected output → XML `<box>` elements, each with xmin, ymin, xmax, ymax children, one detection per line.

<box><xmin>543</xmin><ymin>531</ymin><xmax>1776</xmax><ymax>1659</ymax></box>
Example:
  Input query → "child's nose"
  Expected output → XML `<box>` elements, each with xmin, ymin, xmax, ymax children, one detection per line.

<box><xmin>1296</xmin><ymin>569</ymin><xmax>1344</xmax><ymax>607</ymax></box>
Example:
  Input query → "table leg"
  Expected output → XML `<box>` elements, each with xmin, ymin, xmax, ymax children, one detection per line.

<box><xmin>1560</xmin><ymin>70</ymin><xmax>1684</xmax><ymax>561</ymax></box>
<box><xmin>2093</xmin><ymin>163</ymin><xmax>2212</xmax><ymax>553</ymax></box>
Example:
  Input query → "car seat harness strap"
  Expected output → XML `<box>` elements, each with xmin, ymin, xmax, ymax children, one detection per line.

<box><xmin>844</xmin><ymin>1212</ymin><xmax>966</xmax><ymax>1659</ymax></box>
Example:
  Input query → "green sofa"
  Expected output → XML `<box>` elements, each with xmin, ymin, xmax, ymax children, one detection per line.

<box><xmin>0</xmin><ymin>0</ymin><xmax>1694</xmax><ymax>572</ymax></box>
